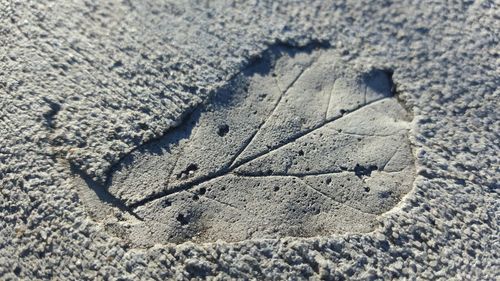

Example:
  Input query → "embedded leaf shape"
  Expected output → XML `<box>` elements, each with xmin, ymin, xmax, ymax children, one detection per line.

<box><xmin>106</xmin><ymin>46</ymin><xmax>415</xmax><ymax>243</ymax></box>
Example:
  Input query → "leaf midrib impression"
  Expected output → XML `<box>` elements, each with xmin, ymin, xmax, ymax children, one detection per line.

<box><xmin>128</xmin><ymin>96</ymin><xmax>392</xmax><ymax>209</ymax></box>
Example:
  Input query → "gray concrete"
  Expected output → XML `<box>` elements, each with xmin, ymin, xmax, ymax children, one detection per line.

<box><xmin>0</xmin><ymin>0</ymin><xmax>498</xmax><ymax>280</ymax></box>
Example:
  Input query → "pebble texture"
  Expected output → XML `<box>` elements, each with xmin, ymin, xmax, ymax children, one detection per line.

<box><xmin>0</xmin><ymin>0</ymin><xmax>498</xmax><ymax>280</ymax></box>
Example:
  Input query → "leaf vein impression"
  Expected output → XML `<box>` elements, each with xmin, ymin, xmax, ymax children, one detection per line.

<box><xmin>232</xmin><ymin>97</ymin><xmax>391</xmax><ymax>169</ymax></box>
<box><xmin>381</xmin><ymin>142</ymin><xmax>401</xmax><ymax>170</ymax></box>
<box><xmin>235</xmin><ymin>169</ymin><xmax>405</xmax><ymax>178</ymax></box>
<box><xmin>187</xmin><ymin>190</ymin><xmax>240</xmax><ymax>210</ymax></box>
<box><xmin>227</xmin><ymin>58</ymin><xmax>317</xmax><ymax>170</ymax></box>
<box><xmin>295</xmin><ymin>177</ymin><xmax>375</xmax><ymax>216</ymax></box>
<box><xmin>130</xmin><ymin>96</ymin><xmax>391</xmax><ymax>209</ymax></box>
<box><xmin>324</xmin><ymin>80</ymin><xmax>336</xmax><ymax>121</ymax></box>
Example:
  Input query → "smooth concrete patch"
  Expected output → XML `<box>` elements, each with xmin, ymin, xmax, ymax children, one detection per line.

<box><xmin>77</xmin><ymin>46</ymin><xmax>415</xmax><ymax>244</ymax></box>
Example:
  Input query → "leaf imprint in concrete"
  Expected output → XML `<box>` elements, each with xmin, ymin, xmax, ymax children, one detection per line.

<box><xmin>104</xmin><ymin>46</ymin><xmax>415</xmax><ymax>243</ymax></box>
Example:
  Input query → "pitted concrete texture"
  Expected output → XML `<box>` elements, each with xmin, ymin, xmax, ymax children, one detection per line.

<box><xmin>0</xmin><ymin>0</ymin><xmax>498</xmax><ymax>280</ymax></box>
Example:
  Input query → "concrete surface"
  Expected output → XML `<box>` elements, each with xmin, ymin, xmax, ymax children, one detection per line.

<box><xmin>0</xmin><ymin>0</ymin><xmax>498</xmax><ymax>280</ymax></box>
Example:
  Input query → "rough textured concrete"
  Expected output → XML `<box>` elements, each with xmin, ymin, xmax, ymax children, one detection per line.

<box><xmin>0</xmin><ymin>0</ymin><xmax>498</xmax><ymax>280</ymax></box>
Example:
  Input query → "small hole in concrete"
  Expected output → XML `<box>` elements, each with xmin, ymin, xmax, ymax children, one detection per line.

<box><xmin>217</xmin><ymin>124</ymin><xmax>230</xmax><ymax>137</ymax></box>
<box><xmin>176</xmin><ymin>214</ymin><xmax>189</xmax><ymax>225</ymax></box>
<box><xmin>161</xmin><ymin>200</ymin><xmax>171</xmax><ymax>208</ymax></box>
<box><xmin>177</xmin><ymin>163</ymin><xmax>198</xmax><ymax>179</ymax></box>
<box><xmin>379</xmin><ymin>191</ymin><xmax>392</xmax><ymax>199</ymax></box>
